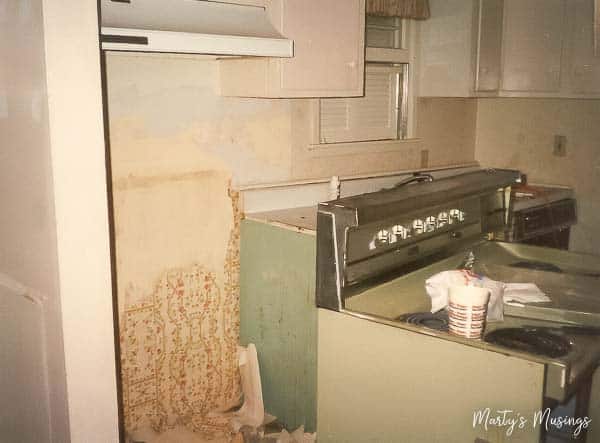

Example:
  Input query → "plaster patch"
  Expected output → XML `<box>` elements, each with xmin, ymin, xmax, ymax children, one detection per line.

<box><xmin>113</xmin><ymin>170</ymin><xmax>233</xmax><ymax>298</ymax></box>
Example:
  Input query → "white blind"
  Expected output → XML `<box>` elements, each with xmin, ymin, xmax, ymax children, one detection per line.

<box><xmin>319</xmin><ymin>65</ymin><xmax>402</xmax><ymax>144</ymax></box>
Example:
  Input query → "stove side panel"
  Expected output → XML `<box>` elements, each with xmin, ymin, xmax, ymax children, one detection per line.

<box><xmin>317</xmin><ymin>309</ymin><xmax>546</xmax><ymax>443</ymax></box>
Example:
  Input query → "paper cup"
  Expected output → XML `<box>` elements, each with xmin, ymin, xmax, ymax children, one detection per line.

<box><xmin>447</xmin><ymin>285</ymin><xmax>490</xmax><ymax>339</ymax></box>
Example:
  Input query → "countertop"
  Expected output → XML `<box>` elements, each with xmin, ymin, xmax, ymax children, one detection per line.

<box><xmin>245</xmin><ymin>206</ymin><xmax>317</xmax><ymax>234</ymax></box>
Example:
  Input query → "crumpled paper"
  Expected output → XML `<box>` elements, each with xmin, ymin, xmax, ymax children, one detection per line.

<box><xmin>265</xmin><ymin>426</ymin><xmax>317</xmax><ymax>443</ymax></box>
<box><xmin>504</xmin><ymin>283</ymin><xmax>550</xmax><ymax>304</ymax></box>
<box><xmin>425</xmin><ymin>270</ymin><xmax>551</xmax><ymax>321</ymax></box>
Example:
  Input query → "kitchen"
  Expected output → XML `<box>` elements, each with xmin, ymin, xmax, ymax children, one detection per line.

<box><xmin>2</xmin><ymin>0</ymin><xmax>600</xmax><ymax>442</ymax></box>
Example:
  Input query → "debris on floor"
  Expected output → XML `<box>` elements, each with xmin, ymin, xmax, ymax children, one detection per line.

<box><xmin>126</xmin><ymin>344</ymin><xmax>316</xmax><ymax>443</ymax></box>
<box><xmin>227</xmin><ymin>344</ymin><xmax>316</xmax><ymax>443</ymax></box>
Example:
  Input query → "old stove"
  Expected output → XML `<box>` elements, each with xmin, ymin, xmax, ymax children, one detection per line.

<box><xmin>241</xmin><ymin>168</ymin><xmax>600</xmax><ymax>443</ymax></box>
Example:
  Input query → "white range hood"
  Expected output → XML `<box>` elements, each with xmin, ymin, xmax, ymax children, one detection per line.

<box><xmin>100</xmin><ymin>0</ymin><xmax>294</xmax><ymax>57</ymax></box>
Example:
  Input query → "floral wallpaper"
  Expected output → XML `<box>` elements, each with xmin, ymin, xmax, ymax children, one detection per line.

<box><xmin>118</xmin><ymin>189</ymin><xmax>242</xmax><ymax>439</ymax></box>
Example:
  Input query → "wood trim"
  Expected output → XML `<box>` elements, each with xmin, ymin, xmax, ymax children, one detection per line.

<box><xmin>307</xmin><ymin>138</ymin><xmax>424</xmax><ymax>158</ymax></box>
<box><xmin>366</xmin><ymin>47</ymin><xmax>410</xmax><ymax>63</ymax></box>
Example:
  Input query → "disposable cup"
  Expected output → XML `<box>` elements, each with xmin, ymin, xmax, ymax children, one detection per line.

<box><xmin>447</xmin><ymin>285</ymin><xmax>490</xmax><ymax>339</ymax></box>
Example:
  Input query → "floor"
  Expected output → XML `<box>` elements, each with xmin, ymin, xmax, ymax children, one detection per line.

<box><xmin>126</xmin><ymin>425</ymin><xmax>233</xmax><ymax>443</ymax></box>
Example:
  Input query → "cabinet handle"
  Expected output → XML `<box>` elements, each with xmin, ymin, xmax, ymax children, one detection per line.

<box><xmin>346</xmin><ymin>60</ymin><xmax>357</xmax><ymax>69</ymax></box>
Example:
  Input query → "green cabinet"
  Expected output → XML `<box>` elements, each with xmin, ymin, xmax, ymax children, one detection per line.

<box><xmin>240</xmin><ymin>219</ymin><xmax>317</xmax><ymax>432</ymax></box>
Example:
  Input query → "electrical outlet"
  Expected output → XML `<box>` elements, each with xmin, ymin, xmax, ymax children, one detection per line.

<box><xmin>420</xmin><ymin>149</ymin><xmax>429</xmax><ymax>168</ymax></box>
<box><xmin>553</xmin><ymin>135</ymin><xmax>567</xmax><ymax>157</ymax></box>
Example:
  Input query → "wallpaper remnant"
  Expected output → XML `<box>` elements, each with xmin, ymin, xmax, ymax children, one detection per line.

<box><xmin>119</xmin><ymin>189</ymin><xmax>242</xmax><ymax>439</ymax></box>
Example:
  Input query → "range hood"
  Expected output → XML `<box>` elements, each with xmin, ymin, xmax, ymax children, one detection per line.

<box><xmin>100</xmin><ymin>0</ymin><xmax>294</xmax><ymax>57</ymax></box>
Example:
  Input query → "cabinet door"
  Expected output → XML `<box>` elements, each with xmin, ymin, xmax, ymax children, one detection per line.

<box><xmin>502</xmin><ymin>0</ymin><xmax>566</xmax><ymax>92</ymax></box>
<box><xmin>277</xmin><ymin>0</ymin><xmax>365</xmax><ymax>96</ymax></box>
<box><xmin>220</xmin><ymin>0</ymin><xmax>365</xmax><ymax>98</ymax></box>
<box><xmin>475</xmin><ymin>0</ymin><xmax>504</xmax><ymax>92</ymax></box>
<box><xmin>566</xmin><ymin>0</ymin><xmax>600</xmax><ymax>94</ymax></box>
<box><xmin>418</xmin><ymin>0</ymin><xmax>477</xmax><ymax>97</ymax></box>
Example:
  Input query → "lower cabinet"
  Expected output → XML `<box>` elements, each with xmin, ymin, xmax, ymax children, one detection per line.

<box><xmin>239</xmin><ymin>219</ymin><xmax>317</xmax><ymax>432</ymax></box>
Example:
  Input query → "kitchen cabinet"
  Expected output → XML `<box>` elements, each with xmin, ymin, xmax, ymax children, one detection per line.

<box><xmin>417</xmin><ymin>0</ymin><xmax>478</xmax><ymax>97</ymax></box>
<box><xmin>419</xmin><ymin>0</ymin><xmax>600</xmax><ymax>98</ymax></box>
<box><xmin>240</xmin><ymin>219</ymin><xmax>317</xmax><ymax>432</ymax></box>
<box><xmin>495</xmin><ymin>0</ymin><xmax>566</xmax><ymax>94</ymax></box>
<box><xmin>220</xmin><ymin>0</ymin><xmax>365</xmax><ymax>98</ymax></box>
<box><xmin>565</xmin><ymin>0</ymin><xmax>600</xmax><ymax>95</ymax></box>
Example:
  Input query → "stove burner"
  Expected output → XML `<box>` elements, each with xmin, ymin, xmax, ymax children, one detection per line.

<box><xmin>484</xmin><ymin>328</ymin><xmax>572</xmax><ymax>359</ymax></box>
<box><xmin>396</xmin><ymin>311</ymin><xmax>449</xmax><ymax>332</ymax></box>
<box><xmin>510</xmin><ymin>261</ymin><xmax>563</xmax><ymax>273</ymax></box>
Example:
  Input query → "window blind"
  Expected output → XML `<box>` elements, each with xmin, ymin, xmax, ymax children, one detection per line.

<box><xmin>319</xmin><ymin>65</ymin><xmax>402</xmax><ymax>144</ymax></box>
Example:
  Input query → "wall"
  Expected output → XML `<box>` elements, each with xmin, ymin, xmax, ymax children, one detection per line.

<box><xmin>475</xmin><ymin>98</ymin><xmax>600</xmax><ymax>254</ymax></box>
<box><xmin>0</xmin><ymin>1</ymin><xmax>69</xmax><ymax>441</ymax></box>
<box><xmin>1</xmin><ymin>1</ymin><xmax>120</xmax><ymax>442</ymax></box>
<box><xmin>105</xmin><ymin>53</ymin><xmax>270</xmax><ymax>438</ymax></box>
<box><xmin>417</xmin><ymin>98</ymin><xmax>477</xmax><ymax>167</ymax></box>
<box><xmin>289</xmin><ymin>98</ymin><xmax>477</xmax><ymax>180</ymax></box>
<box><xmin>105</xmin><ymin>53</ymin><xmax>478</xmax><ymax>437</ymax></box>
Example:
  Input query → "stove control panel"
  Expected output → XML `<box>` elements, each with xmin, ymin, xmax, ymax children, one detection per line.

<box><xmin>346</xmin><ymin>198</ymin><xmax>480</xmax><ymax>264</ymax></box>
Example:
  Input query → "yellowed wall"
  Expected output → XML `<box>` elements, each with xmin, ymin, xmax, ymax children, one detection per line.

<box><xmin>106</xmin><ymin>53</ymin><xmax>250</xmax><ymax>437</ymax></box>
<box><xmin>417</xmin><ymin>97</ymin><xmax>478</xmax><ymax>167</ymax></box>
<box><xmin>475</xmin><ymin>98</ymin><xmax>600</xmax><ymax>254</ymax></box>
<box><xmin>289</xmin><ymin>98</ymin><xmax>477</xmax><ymax>179</ymax></box>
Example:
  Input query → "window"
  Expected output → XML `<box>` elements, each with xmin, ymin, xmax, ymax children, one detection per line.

<box><xmin>313</xmin><ymin>16</ymin><xmax>413</xmax><ymax>147</ymax></box>
<box><xmin>319</xmin><ymin>64</ymin><xmax>407</xmax><ymax>144</ymax></box>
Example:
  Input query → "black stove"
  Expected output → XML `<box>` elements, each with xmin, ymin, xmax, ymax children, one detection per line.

<box><xmin>484</xmin><ymin>328</ymin><xmax>572</xmax><ymax>359</ymax></box>
<box><xmin>396</xmin><ymin>311</ymin><xmax>449</xmax><ymax>332</ymax></box>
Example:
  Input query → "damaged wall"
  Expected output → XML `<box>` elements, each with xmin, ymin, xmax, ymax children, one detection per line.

<box><xmin>105</xmin><ymin>53</ymin><xmax>282</xmax><ymax>437</ymax></box>
<box><xmin>105</xmin><ymin>52</ymin><xmax>479</xmax><ymax>436</ymax></box>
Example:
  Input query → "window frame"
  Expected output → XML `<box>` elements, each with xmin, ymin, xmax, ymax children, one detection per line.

<box><xmin>316</xmin><ymin>63</ymin><xmax>408</xmax><ymax>145</ymax></box>
<box><xmin>309</xmin><ymin>18</ymin><xmax>419</xmax><ymax>152</ymax></box>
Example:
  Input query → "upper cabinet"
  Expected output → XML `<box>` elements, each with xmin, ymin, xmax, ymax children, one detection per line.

<box><xmin>419</xmin><ymin>0</ymin><xmax>600</xmax><ymax>98</ymax></box>
<box><xmin>564</xmin><ymin>0</ymin><xmax>600</xmax><ymax>95</ymax></box>
<box><xmin>493</xmin><ymin>0</ymin><xmax>565</xmax><ymax>94</ymax></box>
<box><xmin>418</xmin><ymin>0</ymin><xmax>478</xmax><ymax>97</ymax></box>
<box><xmin>220</xmin><ymin>0</ymin><xmax>366</xmax><ymax>98</ymax></box>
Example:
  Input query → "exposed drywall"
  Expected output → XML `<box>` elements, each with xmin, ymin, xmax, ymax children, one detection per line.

<box><xmin>106</xmin><ymin>54</ymin><xmax>252</xmax><ymax>437</ymax></box>
<box><xmin>475</xmin><ymin>98</ymin><xmax>600</xmax><ymax>254</ymax></box>
<box><xmin>0</xmin><ymin>1</ymin><xmax>68</xmax><ymax>441</ymax></box>
<box><xmin>106</xmin><ymin>53</ymin><xmax>293</xmax><ymax>187</ymax></box>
